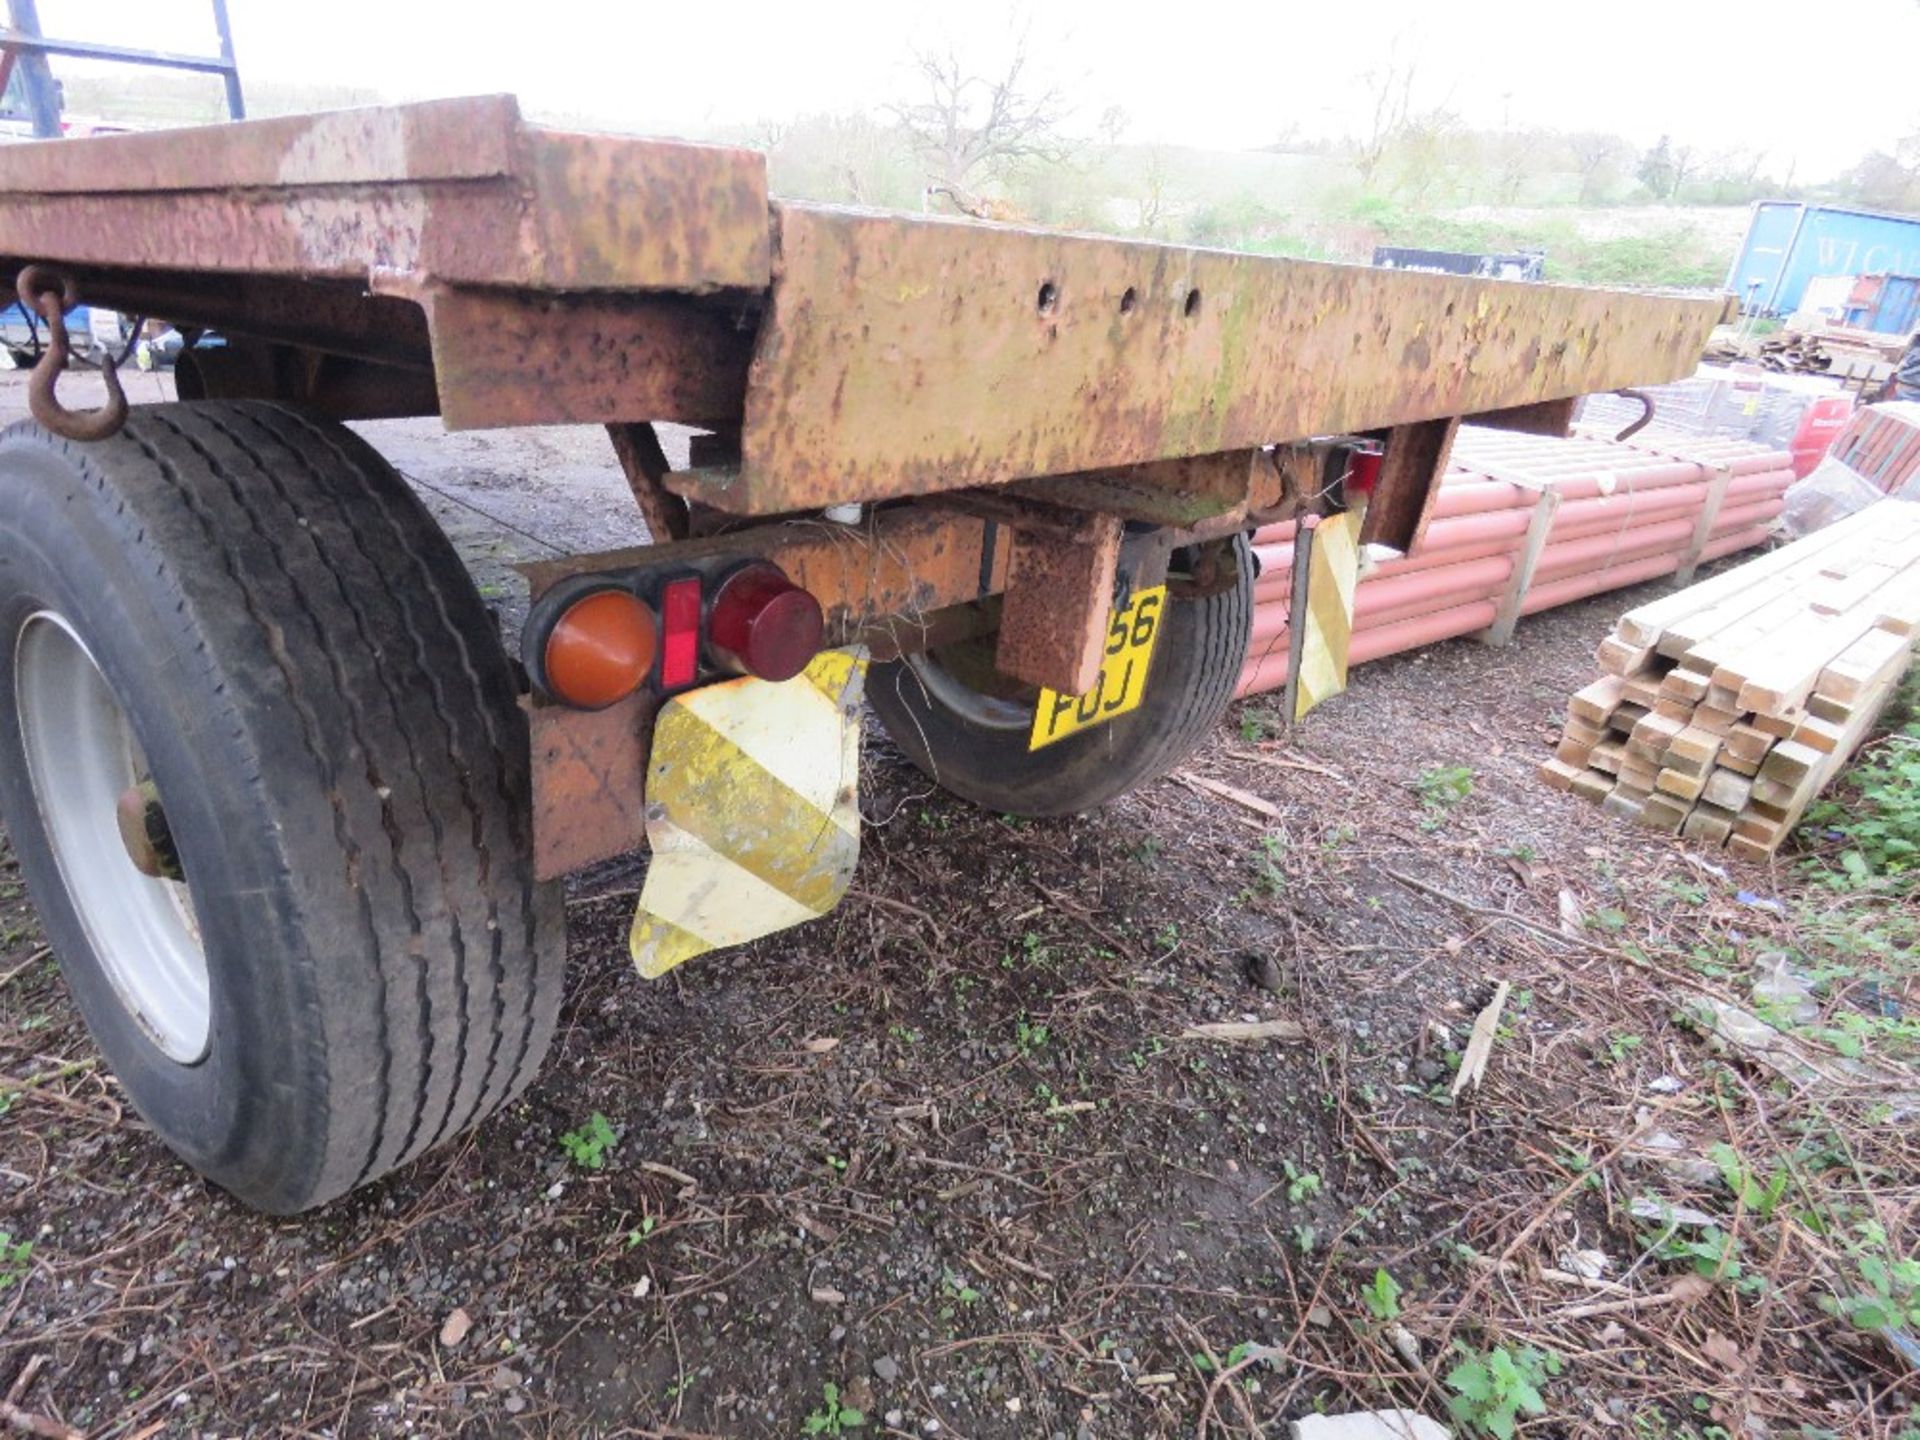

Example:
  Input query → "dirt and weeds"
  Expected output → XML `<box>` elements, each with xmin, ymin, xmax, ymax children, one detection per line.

<box><xmin>0</xmin><ymin>388</ymin><xmax>1916</xmax><ymax>1438</ymax></box>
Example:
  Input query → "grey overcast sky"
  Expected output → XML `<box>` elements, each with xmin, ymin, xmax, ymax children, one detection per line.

<box><xmin>36</xmin><ymin>0</ymin><xmax>1920</xmax><ymax>181</ymax></box>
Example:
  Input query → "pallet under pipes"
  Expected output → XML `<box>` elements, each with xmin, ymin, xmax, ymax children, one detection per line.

<box><xmin>1238</xmin><ymin>426</ymin><xmax>1797</xmax><ymax>700</ymax></box>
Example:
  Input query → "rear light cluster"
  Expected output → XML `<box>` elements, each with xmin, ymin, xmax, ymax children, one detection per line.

<box><xmin>525</xmin><ymin>561</ymin><xmax>824</xmax><ymax>710</ymax></box>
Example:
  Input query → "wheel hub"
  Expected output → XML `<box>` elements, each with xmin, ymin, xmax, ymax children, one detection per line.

<box><xmin>14</xmin><ymin>610</ymin><xmax>210</xmax><ymax>1062</ymax></box>
<box><xmin>116</xmin><ymin>780</ymin><xmax>184</xmax><ymax>881</ymax></box>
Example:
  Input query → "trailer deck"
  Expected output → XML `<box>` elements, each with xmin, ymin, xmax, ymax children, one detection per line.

<box><xmin>0</xmin><ymin>94</ymin><xmax>1723</xmax><ymax>512</ymax></box>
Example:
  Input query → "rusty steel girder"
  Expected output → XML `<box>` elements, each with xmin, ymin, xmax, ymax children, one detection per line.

<box><xmin>522</xmin><ymin>506</ymin><xmax>1014</xmax><ymax>653</ymax></box>
<box><xmin>0</xmin><ymin>96</ymin><xmax>769</xmax><ymax>437</ymax></box>
<box><xmin>0</xmin><ymin>95</ymin><xmax>769</xmax><ymax>293</ymax></box>
<box><xmin>711</xmin><ymin>203</ymin><xmax>1725</xmax><ymax>514</ymax></box>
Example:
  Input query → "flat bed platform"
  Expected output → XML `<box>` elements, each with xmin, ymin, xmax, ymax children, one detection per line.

<box><xmin>0</xmin><ymin>95</ymin><xmax>1724</xmax><ymax>520</ymax></box>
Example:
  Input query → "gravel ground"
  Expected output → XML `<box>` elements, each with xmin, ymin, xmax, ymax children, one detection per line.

<box><xmin>0</xmin><ymin>374</ymin><xmax>1913</xmax><ymax>1439</ymax></box>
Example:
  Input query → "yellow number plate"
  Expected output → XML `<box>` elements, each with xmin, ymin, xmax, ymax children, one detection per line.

<box><xmin>1028</xmin><ymin>585</ymin><xmax>1166</xmax><ymax>751</ymax></box>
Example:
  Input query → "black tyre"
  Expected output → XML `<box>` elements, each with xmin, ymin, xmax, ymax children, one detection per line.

<box><xmin>0</xmin><ymin>402</ymin><xmax>563</xmax><ymax>1213</ymax></box>
<box><xmin>868</xmin><ymin>536</ymin><xmax>1254</xmax><ymax>816</ymax></box>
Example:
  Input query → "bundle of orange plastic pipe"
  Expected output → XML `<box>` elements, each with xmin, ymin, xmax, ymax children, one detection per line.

<box><xmin>1237</xmin><ymin>425</ymin><xmax>1798</xmax><ymax>700</ymax></box>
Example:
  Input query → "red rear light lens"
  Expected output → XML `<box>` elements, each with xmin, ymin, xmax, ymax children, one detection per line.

<box><xmin>707</xmin><ymin>563</ymin><xmax>825</xmax><ymax>682</ymax></box>
<box><xmin>1345</xmin><ymin>441</ymin><xmax>1385</xmax><ymax>498</ymax></box>
<box><xmin>658</xmin><ymin>574</ymin><xmax>703</xmax><ymax>690</ymax></box>
<box><xmin>540</xmin><ymin>588</ymin><xmax>657</xmax><ymax>710</ymax></box>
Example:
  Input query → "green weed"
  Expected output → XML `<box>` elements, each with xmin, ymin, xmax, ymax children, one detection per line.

<box><xmin>1445</xmin><ymin>1344</ymin><xmax>1561</xmax><ymax>1440</ymax></box>
<box><xmin>1282</xmin><ymin>1159</ymin><xmax>1322</xmax><ymax>1203</ymax></box>
<box><xmin>1803</xmin><ymin>675</ymin><xmax>1920</xmax><ymax>884</ymax></box>
<box><xmin>558</xmin><ymin>1112</ymin><xmax>617</xmax><ymax>1171</ymax></box>
<box><xmin>1015</xmin><ymin>1016</ymin><xmax>1050</xmax><ymax>1056</ymax></box>
<box><xmin>0</xmin><ymin>1232</ymin><xmax>29</xmax><ymax>1290</ymax></box>
<box><xmin>1416</xmin><ymin>764</ymin><xmax>1475</xmax><ymax>828</ymax></box>
<box><xmin>1362</xmin><ymin>1267</ymin><xmax>1402</xmax><ymax>1321</ymax></box>
<box><xmin>802</xmin><ymin>1381</ymin><xmax>866</xmax><ymax>1434</ymax></box>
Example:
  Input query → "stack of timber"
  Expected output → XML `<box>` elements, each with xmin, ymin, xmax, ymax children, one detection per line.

<box><xmin>1540</xmin><ymin>501</ymin><xmax>1920</xmax><ymax>859</ymax></box>
<box><xmin>1238</xmin><ymin>425</ymin><xmax>1795</xmax><ymax>699</ymax></box>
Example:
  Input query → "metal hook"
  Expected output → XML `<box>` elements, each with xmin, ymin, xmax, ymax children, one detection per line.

<box><xmin>15</xmin><ymin>264</ymin><xmax>130</xmax><ymax>443</ymax></box>
<box><xmin>1610</xmin><ymin>387</ymin><xmax>1656</xmax><ymax>444</ymax></box>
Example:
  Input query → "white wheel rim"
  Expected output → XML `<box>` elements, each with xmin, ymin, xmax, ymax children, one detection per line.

<box><xmin>14</xmin><ymin>610</ymin><xmax>210</xmax><ymax>1062</ymax></box>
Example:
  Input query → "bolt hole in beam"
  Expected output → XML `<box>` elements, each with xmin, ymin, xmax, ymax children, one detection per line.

<box><xmin>1184</xmin><ymin>287</ymin><xmax>1202</xmax><ymax>317</ymax></box>
<box><xmin>1036</xmin><ymin>280</ymin><xmax>1059</xmax><ymax>315</ymax></box>
<box><xmin>1119</xmin><ymin>285</ymin><xmax>1138</xmax><ymax>314</ymax></box>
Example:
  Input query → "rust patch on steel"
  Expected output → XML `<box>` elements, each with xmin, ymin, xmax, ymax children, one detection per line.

<box><xmin>176</xmin><ymin>339</ymin><xmax>438</xmax><ymax>419</ymax></box>
<box><xmin>47</xmin><ymin>266</ymin><xmax>434</xmax><ymax>369</ymax></box>
<box><xmin>0</xmin><ymin>94</ymin><xmax>524</xmax><ymax>193</ymax></box>
<box><xmin>1362</xmin><ymin>417</ymin><xmax>1458</xmax><ymax>553</ymax></box>
<box><xmin>522</xmin><ymin>507</ymin><xmax>1014</xmax><ymax>652</ymax></box>
<box><xmin>607</xmin><ymin>422</ymin><xmax>692</xmax><ymax>541</ymax></box>
<box><xmin>995</xmin><ymin>513</ymin><xmax>1124</xmax><ymax>695</ymax></box>
<box><xmin>420</xmin><ymin>287</ymin><xmax>752</xmax><ymax>430</ymax></box>
<box><xmin>0</xmin><ymin>96</ymin><xmax>769</xmax><ymax>294</ymax></box>
<box><xmin>733</xmin><ymin>203</ymin><xmax>1725</xmax><ymax>514</ymax></box>
<box><xmin>1005</xmin><ymin>449</ymin><xmax>1261</xmax><ymax>527</ymax></box>
<box><xmin>528</xmin><ymin>692</ymin><xmax>654</xmax><ymax>880</ymax></box>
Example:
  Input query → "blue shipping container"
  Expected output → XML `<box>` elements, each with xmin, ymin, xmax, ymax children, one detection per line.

<box><xmin>1726</xmin><ymin>201</ymin><xmax>1920</xmax><ymax>316</ymax></box>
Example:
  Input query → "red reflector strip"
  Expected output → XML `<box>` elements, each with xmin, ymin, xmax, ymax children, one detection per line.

<box><xmin>659</xmin><ymin>575</ymin><xmax>702</xmax><ymax>689</ymax></box>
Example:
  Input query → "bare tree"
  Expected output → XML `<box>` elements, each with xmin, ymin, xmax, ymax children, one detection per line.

<box><xmin>1353</xmin><ymin>53</ymin><xmax>1417</xmax><ymax>189</ymax></box>
<box><xmin>1134</xmin><ymin>145</ymin><xmax>1171</xmax><ymax>235</ymax></box>
<box><xmin>1566</xmin><ymin>131</ymin><xmax>1630</xmax><ymax>203</ymax></box>
<box><xmin>1669</xmin><ymin>142</ymin><xmax>1699</xmax><ymax>200</ymax></box>
<box><xmin>1840</xmin><ymin>129</ymin><xmax>1920</xmax><ymax>210</ymax></box>
<box><xmin>892</xmin><ymin>39</ymin><xmax>1070</xmax><ymax>217</ymax></box>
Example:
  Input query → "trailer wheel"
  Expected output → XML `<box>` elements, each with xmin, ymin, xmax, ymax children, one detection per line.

<box><xmin>869</xmin><ymin>536</ymin><xmax>1253</xmax><ymax>816</ymax></box>
<box><xmin>0</xmin><ymin>403</ymin><xmax>563</xmax><ymax>1213</ymax></box>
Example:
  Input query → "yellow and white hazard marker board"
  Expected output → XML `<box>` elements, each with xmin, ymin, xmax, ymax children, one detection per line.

<box><xmin>630</xmin><ymin>648</ymin><xmax>868</xmax><ymax>977</ymax></box>
<box><xmin>1292</xmin><ymin>510</ymin><xmax>1363</xmax><ymax>720</ymax></box>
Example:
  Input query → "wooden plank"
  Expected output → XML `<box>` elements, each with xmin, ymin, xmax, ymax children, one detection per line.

<box><xmin>1666</xmin><ymin>725</ymin><xmax>1725</xmax><ymax>776</ymax></box>
<box><xmin>1820</xmin><ymin>627</ymin><xmax>1912</xmax><ymax>703</ymax></box>
<box><xmin>1602</xmin><ymin>788</ymin><xmax>1645</xmax><ymax>822</ymax></box>
<box><xmin>1724</xmin><ymin>722</ymin><xmax>1775</xmax><ymax>764</ymax></box>
<box><xmin>1693</xmin><ymin>704</ymin><xmax>1740</xmax><ymax>736</ymax></box>
<box><xmin>1656</xmin><ymin>767</ymin><xmax>1707</xmax><ymax>801</ymax></box>
<box><xmin>1589</xmin><ymin>739</ymin><xmax>1627</xmax><ymax>775</ymax></box>
<box><xmin>1675</xmin><ymin>464</ymin><xmax>1733</xmax><ymax>586</ymax></box>
<box><xmin>1608</xmin><ymin>702</ymin><xmax>1649</xmax><ymax>735</ymax></box>
<box><xmin>1682</xmin><ymin>803</ymin><xmax>1736</xmax><ymax>845</ymax></box>
<box><xmin>1789</xmin><ymin>713</ymin><xmax>1848</xmax><ymax>755</ymax></box>
<box><xmin>1660</xmin><ymin>668</ymin><xmax>1712</xmax><ymax>703</ymax></box>
<box><xmin>1729</xmin><ymin>564</ymin><xmax>1916</xmax><ymax>715</ymax></box>
<box><xmin>1640</xmin><ymin>792</ymin><xmax>1693</xmax><ymax>833</ymax></box>
<box><xmin>1568</xmin><ymin>676</ymin><xmax>1627</xmax><ymax>728</ymax></box>
<box><xmin>1569</xmin><ymin>767</ymin><xmax>1614</xmax><ymax>803</ymax></box>
<box><xmin>1612</xmin><ymin>502</ymin><xmax>1880</xmax><ymax>648</ymax></box>
<box><xmin>1482</xmin><ymin>484</ymin><xmax>1561</xmax><ymax>646</ymax></box>
<box><xmin>1563</xmin><ymin>716</ymin><xmax>1607</xmax><ymax>747</ymax></box>
<box><xmin>1555</xmin><ymin>735</ymin><xmax>1596</xmax><ymax>767</ymax></box>
<box><xmin>1621</xmin><ymin>674</ymin><xmax>1665</xmax><ymax>709</ymax></box>
<box><xmin>1679</xmin><ymin>591</ymin><xmax>1810</xmax><ymax>673</ymax></box>
<box><xmin>1599</xmin><ymin>635</ymin><xmax>1654</xmax><ymax>676</ymax></box>
<box><xmin>1701</xmin><ymin>767</ymin><xmax>1754</xmax><ymax>811</ymax></box>
<box><xmin>1759</xmin><ymin>740</ymin><xmax>1824</xmax><ymax>787</ymax></box>
<box><xmin>1538</xmin><ymin>757</ymin><xmax>1581</xmax><ymax>792</ymax></box>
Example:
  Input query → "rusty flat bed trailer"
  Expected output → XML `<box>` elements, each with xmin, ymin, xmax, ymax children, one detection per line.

<box><xmin>0</xmin><ymin>96</ymin><xmax>1730</xmax><ymax>1211</ymax></box>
